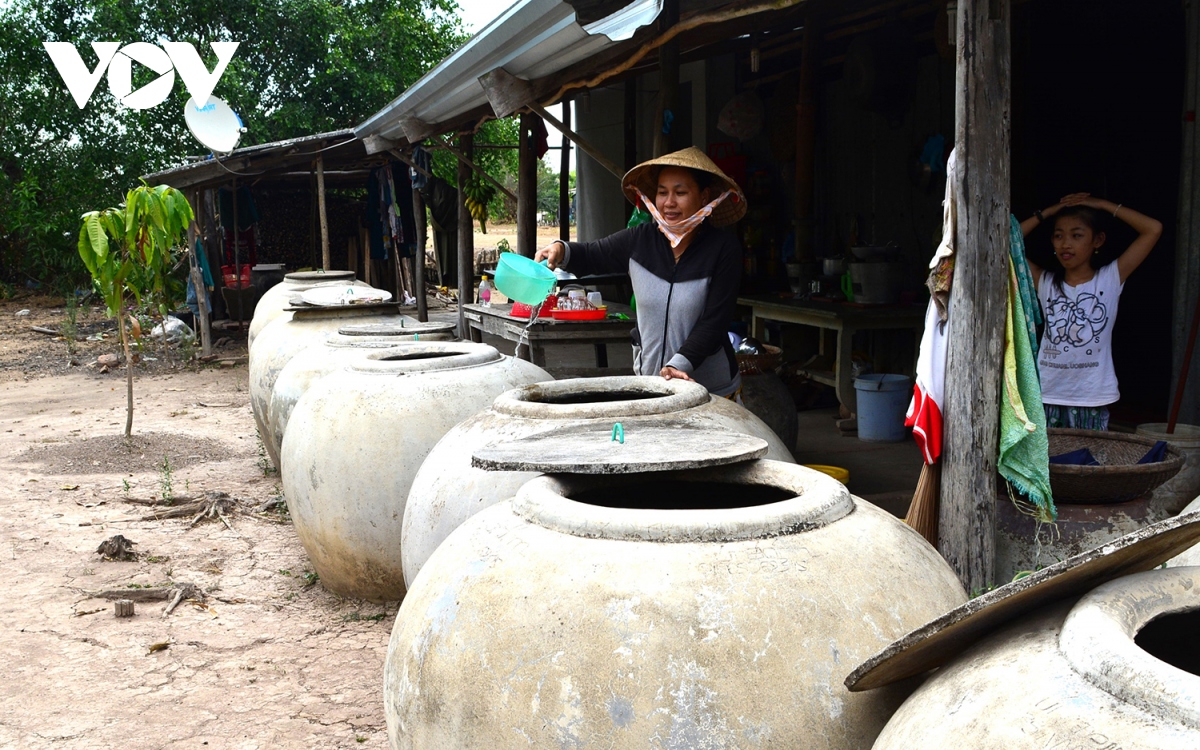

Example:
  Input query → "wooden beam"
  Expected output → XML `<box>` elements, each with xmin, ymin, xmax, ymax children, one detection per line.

<box><xmin>653</xmin><ymin>0</ymin><xmax>681</xmax><ymax>156</ymax></box>
<box><xmin>625</xmin><ymin>78</ymin><xmax>638</xmax><ymax>222</ymax></box>
<box><xmin>560</xmin><ymin>100</ymin><xmax>571</xmax><ymax>243</ymax></box>
<box><xmin>793</xmin><ymin>17</ymin><xmax>820</xmax><ymax>262</ymax></box>
<box><xmin>316</xmin><ymin>156</ymin><xmax>330</xmax><ymax>270</ymax></box>
<box><xmin>428</xmin><ymin>134</ymin><xmax>518</xmax><ymax>202</ymax></box>
<box><xmin>518</xmin><ymin>112</ymin><xmax>538</xmax><ymax>258</ymax></box>
<box><xmin>938</xmin><ymin>0</ymin><xmax>1011</xmax><ymax>593</ymax></box>
<box><xmin>528</xmin><ymin>103</ymin><xmax>623</xmax><ymax>179</ymax></box>
<box><xmin>479</xmin><ymin>68</ymin><xmax>535</xmax><ymax>119</ymax></box>
<box><xmin>457</xmin><ymin>132</ymin><xmax>474</xmax><ymax>339</ymax></box>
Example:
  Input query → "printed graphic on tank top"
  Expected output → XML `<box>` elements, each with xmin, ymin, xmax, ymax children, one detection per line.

<box><xmin>1037</xmin><ymin>262</ymin><xmax>1123</xmax><ymax>407</ymax></box>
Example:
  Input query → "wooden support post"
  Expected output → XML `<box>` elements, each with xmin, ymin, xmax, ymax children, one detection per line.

<box><xmin>413</xmin><ymin>186</ymin><xmax>428</xmax><ymax>322</ymax></box>
<box><xmin>794</xmin><ymin>17</ymin><xmax>821</xmax><ymax>262</ymax></box>
<box><xmin>518</xmin><ymin>112</ymin><xmax>538</xmax><ymax>258</ymax></box>
<box><xmin>457</xmin><ymin>132</ymin><xmax>475</xmax><ymax>338</ymax></box>
<box><xmin>938</xmin><ymin>0</ymin><xmax>1011</xmax><ymax>593</ymax></box>
<box><xmin>187</xmin><ymin>190</ymin><xmax>212</xmax><ymax>357</ymax></box>
<box><xmin>317</xmin><ymin>156</ymin><xmax>330</xmax><ymax>270</ymax></box>
<box><xmin>203</xmin><ymin>189</ymin><xmax>224</xmax><ymax>320</ymax></box>
<box><xmin>653</xmin><ymin>0</ymin><xmax>681</xmax><ymax>157</ymax></box>
<box><xmin>560</xmin><ymin>100</ymin><xmax>572</xmax><ymax>242</ymax></box>
<box><xmin>232</xmin><ymin>178</ymin><xmax>244</xmax><ymax>328</ymax></box>
<box><xmin>309</xmin><ymin>169</ymin><xmax>318</xmax><ymax>268</ymax></box>
<box><xmin>625</xmin><ymin>79</ymin><xmax>638</xmax><ymax>221</ymax></box>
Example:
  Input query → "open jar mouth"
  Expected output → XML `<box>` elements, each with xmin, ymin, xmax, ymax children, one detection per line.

<box><xmin>493</xmin><ymin>376</ymin><xmax>710</xmax><ymax>419</ymax></box>
<box><xmin>513</xmin><ymin>460</ymin><xmax>853</xmax><ymax>543</ymax></box>
<box><xmin>1061</xmin><ymin>567</ymin><xmax>1200</xmax><ymax>729</ymax></box>
<box><xmin>351</xmin><ymin>342</ymin><xmax>501</xmax><ymax>374</ymax></box>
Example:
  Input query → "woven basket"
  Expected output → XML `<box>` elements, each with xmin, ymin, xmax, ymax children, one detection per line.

<box><xmin>1047</xmin><ymin>428</ymin><xmax>1184</xmax><ymax>505</ymax></box>
<box><xmin>736</xmin><ymin>343</ymin><xmax>782</xmax><ymax>376</ymax></box>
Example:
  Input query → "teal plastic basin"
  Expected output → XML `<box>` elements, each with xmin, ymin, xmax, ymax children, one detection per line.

<box><xmin>495</xmin><ymin>253</ymin><xmax>556</xmax><ymax>305</ymax></box>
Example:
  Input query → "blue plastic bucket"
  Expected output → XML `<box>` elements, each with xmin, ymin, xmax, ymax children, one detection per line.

<box><xmin>854</xmin><ymin>374</ymin><xmax>912</xmax><ymax>443</ymax></box>
<box><xmin>494</xmin><ymin>254</ymin><xmax>556</xmax><ymax>305</ymax></box>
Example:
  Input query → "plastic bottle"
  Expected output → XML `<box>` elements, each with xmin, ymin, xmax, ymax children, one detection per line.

<box><xmin>479</xmin><ymin>275</ymin><xmax>492</xmax><ymax>307</ymax></box>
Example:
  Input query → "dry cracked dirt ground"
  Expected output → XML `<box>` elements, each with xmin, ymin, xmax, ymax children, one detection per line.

<box><xmin>0</xmin><ymin>296</ymin><xmax>397</xmax><ymax>748</ymax></box>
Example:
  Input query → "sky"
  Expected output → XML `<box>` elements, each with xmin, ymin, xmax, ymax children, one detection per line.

<box><xmin>455</xmin><ymin>0</ymin><xmax>576</xmax><ymax>173</ymax></box>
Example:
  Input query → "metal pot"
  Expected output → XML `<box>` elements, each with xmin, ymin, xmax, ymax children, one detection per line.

<box><xmin>822</xmin><ymin>257</ymin><xmax>847</xmax><ymax>276</ymax></box>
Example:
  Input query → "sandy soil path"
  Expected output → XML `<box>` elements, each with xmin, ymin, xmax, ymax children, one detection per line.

<box><xmin>0</xmin><ymin>347</ymin><xmax>396</xmax><ymax>748</ymax></box>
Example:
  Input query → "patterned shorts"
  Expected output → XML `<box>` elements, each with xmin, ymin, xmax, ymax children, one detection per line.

<box><xmin>1044</xmin><ymin>404</ymin><xmax>1110</xmax><ymax>431</ymax></box>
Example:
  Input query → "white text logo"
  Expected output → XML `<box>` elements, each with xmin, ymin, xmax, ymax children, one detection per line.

<box><xmin>43</xmin><ymin>41</ymin><xmax>239</xmax><ymax>110</ymax></box>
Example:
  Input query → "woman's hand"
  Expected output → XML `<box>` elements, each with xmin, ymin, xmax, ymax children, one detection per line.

<box><xmin>660</xmin><ymin>366</ymin><xmax>693</xmax><ymax>381</ymax></box>
<box><xmin>534</xmin><ymin>241</ymin><xmax>565</xmax><ymax>270</ymax></box>
<box><xmin>1059</xmin><ymin>192</ymin><xmax>1093</xmax><ymax>206</ymax></box>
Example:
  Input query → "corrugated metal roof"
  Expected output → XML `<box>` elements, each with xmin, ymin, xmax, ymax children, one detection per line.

<box><xmin>143</xmin><ymin>129</ymin><xmax>362</xmax><ymax>190</ymax></box>
<box><xmin>354</xmin><ymin>0</ymin><xmax>662</xmax><ymax>145</ymax></box>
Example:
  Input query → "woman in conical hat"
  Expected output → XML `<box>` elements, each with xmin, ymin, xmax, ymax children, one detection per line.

<box><xmin>536</xmin><ymin>146</ymin><xmax>747</xmax><ymax>398</ymax></box>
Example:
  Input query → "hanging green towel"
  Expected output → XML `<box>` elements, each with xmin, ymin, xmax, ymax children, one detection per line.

<box><xmin>999</xmin><ymin>254</ymin><xmax>1056</xmax><ymax>522</ymax></box>
<box><xmin>1008</xmin><ymin>215</ymin><xmax>1042</xmax><ymax>361</ymax></box>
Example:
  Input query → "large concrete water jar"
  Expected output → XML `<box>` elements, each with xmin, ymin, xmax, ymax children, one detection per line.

<box><xmin>249</xmin><ymin>303</ymin><xmax>406</xmax><ymax>470</ymax></box>
<box><xmin>385</xmin><ymin>458</ymin><xmax>966</xmax><ymax>748</ymax></box>
<box><xmin>247</xmin><ymin>270</ymin><xmax>362</xmax><ymax>348</ymax></box>
<box><xmin>267</xmin><ymin>320</ymin><xmax>456</xmax><ymax>466</ymax></box>
<box><xmin>281</xmin><ymin>342</ymin><xmax>549</xmax><ymax>602</ymax></box>
<box><xmin>872</xmin><ymin>567</ymin><xmax>1200</xmax><ymax>749</ymax></box>
<box><xmin>401</xmin><ymin>376</ymin><xmax>795</xmax><ymax>585</ymax></box>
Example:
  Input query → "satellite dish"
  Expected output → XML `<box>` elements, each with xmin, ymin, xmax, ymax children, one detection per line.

<box><xmin>184</xmin><ymin>95</ymin><xmax>244</xmax><ymax>154</ymax></box>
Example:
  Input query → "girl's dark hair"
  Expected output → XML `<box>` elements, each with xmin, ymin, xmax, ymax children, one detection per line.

<box><xmin>1046</xmin><ymin>205</ymin><xmax>1109</xmax><ymax>293</ymax></box>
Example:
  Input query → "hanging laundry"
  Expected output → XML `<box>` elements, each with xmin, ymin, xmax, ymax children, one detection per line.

<box><xmin>533</xmin><ymin>117</ymin><xmax>549</xmax><ymax>159</ymax></box>
<box><xmin>410</xmin><ymin>145</ymin><xmax>432</xmax><ymax>190</ymax></box>
<box><xmin>367</xmin><ymin>165</ymin><xmax>389</xmax><ymax>260</ymax></box>
<box><xmin>906</xmin><ymin>148</ymin><xmax>958</xmax><ymax>464</ymax></box>
<box><xmin>926</xmin><ymin>148</ymin><xmax>957</xmax><ymax>321</ymax></box>
<box><xmin>389</xmin><ymin>161</ymin><xmax>417</xmax><ymax>258</ymax></box>
<box><xmin>998</xmin><ymin>249</ymin><xmax>1055</xmax><ymax>523</ymax></box>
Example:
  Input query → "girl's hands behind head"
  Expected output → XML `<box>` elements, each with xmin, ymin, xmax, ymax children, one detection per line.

<box><xmin>1060</xmin><ymin>193</ymin><xmax>1094</xmax><ymax>206</ymax></box>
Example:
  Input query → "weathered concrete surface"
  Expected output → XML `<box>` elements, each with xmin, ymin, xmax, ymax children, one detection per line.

<box><xmin>472</xmin><ymin>424</ymin><xmax>768</xmax><ymax>474</ymax></box>
<box><xmin>1167</xmin><ymin>498</ymin><xmax>1200</xmax><ymax>567</ymax></box>
<box><xmin>872</xmin><ymin>568</ymin><xmax>1200</xmax><ymax>749</ymax></box>
<box><xmin>385</xmin><ymin>460</ymin><xmax>966</xmax><ymax>749</ymax></box>
<box><xmin>402</xmin><ymin>376</ymin><xmax>795</xmax><ymax>586</ymax></box>
<box><xmin>281</xmin><ymin>343</ymin><xmax>550</xmax><ymax>602</ymax></box>
<box><xmin>247</xmin><ymin>271</ymin><xmax>360</xmax><ymax>349</ymax></box>
<box><xmin>248</xmin><ymin>303</ymin><xmax>405</xmax><ymax>470</ymax></box>
<box><xmin>267</xmin><ymin>325</ymin><xmax>455</xmax><ymax>463</ymax></box>
<box><xmin>847</xmin><ymin>509</ymin><xmax>1200</xmax><ymax>692</ymax></box>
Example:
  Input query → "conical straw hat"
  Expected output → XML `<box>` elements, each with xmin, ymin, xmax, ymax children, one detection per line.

<box><xmin>621</xmin><ymin>146</ymin><xmax>747</xmax><ymax>226</ymax></box>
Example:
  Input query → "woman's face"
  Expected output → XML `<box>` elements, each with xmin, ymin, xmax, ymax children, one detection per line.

<box><xmin>1052</xmin><ymin>216</ymin><xmax>1105</xmax><ymax>272</ymax></box>
<box><xmin>655</xmin><ymin>167</ymin><xmax>711</xmax><ymax>223</ymax></box>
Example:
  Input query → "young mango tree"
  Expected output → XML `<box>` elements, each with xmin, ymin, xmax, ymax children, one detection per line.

<box><xmin>78</xmin><ymin>183</ymin><xmax>193</xmax><ymax>437</ymax></box>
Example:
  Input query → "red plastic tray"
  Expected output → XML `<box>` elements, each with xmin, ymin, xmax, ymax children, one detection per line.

<box><xmin>551</xmin><ymin>308</ymin><xmax>606</xmax><ymax>321</ymax></box>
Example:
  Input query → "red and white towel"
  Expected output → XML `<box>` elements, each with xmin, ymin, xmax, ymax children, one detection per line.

<box><xmin>906</xmin><ymin>300</ymin><xmax>947</xmax><ymax>464</ymax></box>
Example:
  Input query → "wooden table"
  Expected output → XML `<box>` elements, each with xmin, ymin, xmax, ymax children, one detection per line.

<box><xmin>737</xmin><ymin>294</ymin><xmax>926</xmax><ymax>418</ymax></box>
<box><xmin>462</xmin><ymin>303</ymin><xmax>636</xmax><ymax>378</ymax></box>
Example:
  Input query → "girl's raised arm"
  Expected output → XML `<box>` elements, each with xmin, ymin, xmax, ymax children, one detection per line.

<box><xmin>1075</xmin><ymin>197</ymin><xmax>1162</xmax><ymax>283</ymax></box>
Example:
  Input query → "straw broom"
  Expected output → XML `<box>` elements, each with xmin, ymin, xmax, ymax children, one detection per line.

<box><xmin>905</xmin><ymin>462</ymin><xmax>940</xmax><ymax>546</ymax></box>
